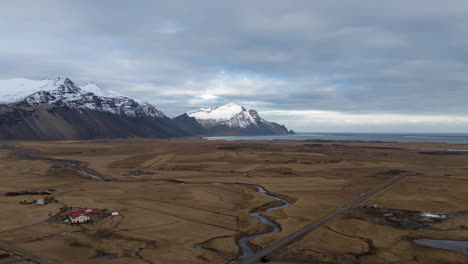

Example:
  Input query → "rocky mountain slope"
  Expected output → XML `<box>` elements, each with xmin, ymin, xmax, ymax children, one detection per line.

<box><xmin>0</xmin><ymin>78</ymin><xmax>197</xmax><ymax>140</ymax></box>
<box><xmin>184</xmin><ymin>103</ymin><xmax>294</xmax><ymax>136</ymax></box>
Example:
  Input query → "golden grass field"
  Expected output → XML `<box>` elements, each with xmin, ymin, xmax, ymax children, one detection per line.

<box><xmin>0</xmin><ymin>138</ymin><xmax>467</xmax><ymax>264</ymax></box>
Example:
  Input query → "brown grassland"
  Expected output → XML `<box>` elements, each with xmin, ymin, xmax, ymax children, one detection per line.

<box><xmin>0</xmin><ymin>138</ymin><xmax>467</xmax><ymax>264</ymax></box>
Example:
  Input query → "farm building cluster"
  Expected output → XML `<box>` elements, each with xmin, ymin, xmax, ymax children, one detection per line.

<box><xmin>5</xmin><ymin>188</ymin><xmax>119</xmax><ymax>225</ymax></box>
<box><xmin>64</xmin><ymin>208</ymin><xmax>119</xmax><ymax>224</ymax></box>
<box><xmin>68</xmin><ymin>208</ymin><xmax>101</xmax><ymax>223</ymax></box>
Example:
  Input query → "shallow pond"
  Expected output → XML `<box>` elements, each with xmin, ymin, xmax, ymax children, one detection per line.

<box><xmin>414</xmin><ymin>239</ymin><xmax>468</xmax><ymax>255</ymax></box>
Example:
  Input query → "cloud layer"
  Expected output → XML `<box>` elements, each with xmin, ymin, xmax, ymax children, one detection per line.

<box><xmin>1</xmin><ymin>0</ymin><xmax>468</xmax><ymax>131</ymax></box>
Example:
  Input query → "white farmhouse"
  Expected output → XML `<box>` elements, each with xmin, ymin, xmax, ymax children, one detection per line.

<box><xmin>68</xmin><ymin>209</ymin><xmax>91</xmax><ymax>223</ymax></box>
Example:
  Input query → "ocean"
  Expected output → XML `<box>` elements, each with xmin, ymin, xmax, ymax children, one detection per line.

<box><xmin>204</xmin><ymin>133</ymin><xmax>468</xmax><ymax>144</ymax></box>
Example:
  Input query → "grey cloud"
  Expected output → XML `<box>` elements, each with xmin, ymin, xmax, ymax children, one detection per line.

<box><xmin>1</xmin><ymin>0</ymin><xmax>468</xmax><ymax>131</ymax></box>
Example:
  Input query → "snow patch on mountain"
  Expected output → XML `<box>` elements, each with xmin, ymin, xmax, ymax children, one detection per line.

<box><xmin>81</xmin><ymin>82</ymin><xmax>123</xmax><ymax>99</ymax></box>
<box><xmin>187</xmin><ymin>103</ymin><xmax>246</xmax><ymax>122</ymax></box>
<box><xmin>0</xmin><ymin>78</ymin><xmax>57</xmax><ymax>103</ymax></box>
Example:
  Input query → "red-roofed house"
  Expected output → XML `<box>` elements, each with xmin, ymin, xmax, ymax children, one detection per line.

<box><xmin>68</xmin><ymin>208</ymin><xmax>101</xmax><ymax>224</ymax></box>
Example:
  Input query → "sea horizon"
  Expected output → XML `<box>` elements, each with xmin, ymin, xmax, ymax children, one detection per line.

<box><xmin>205</xmin><ymin>132</ymin><xmax>468</xmax><ymax>144</ymax></box>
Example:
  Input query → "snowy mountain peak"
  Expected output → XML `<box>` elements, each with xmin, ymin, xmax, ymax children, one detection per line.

<box><xmin>223</xmin><ymin>102</ymin><xmax>243</xmax><ymax>108</ymax></box>
<box><xmin>187</xmin><ymin>103</ymin><xmax>246</xmax><ymax>122</ymax></box>
<box><xmin>186</xmin><ymin>103</ymin><xmax>266</xmax><ymax>128</ymax></box>
<box><xmin>54</xmin><ymin>77</ymin><xmax>82</xmax><ymax>94</ymax></box>
<box><xmin>0</xmin><ymin>77</ymin><xmax>166</xmax><ymax>118</ymax></box>
<box><xmin>183</xmin><ymin>103</ymin><xmax>292</xmax><ymax>135</ymax></box>
<box><xmin>248</xmin><ymin>109</ymin><xmax>261</xmax><ymax>120</ymax></box>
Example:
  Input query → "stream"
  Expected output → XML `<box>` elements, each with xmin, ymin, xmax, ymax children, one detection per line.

<box><xmin>75</xmin><ymin>169</ymin><xmax>104</xmax><ymax>181</ymax></box>
<box><xmin>238</xmin><ymin>185</ymin><xmax>291</xmax><ymax>259</ymax></box>
<box><xmin>195</xmin><ymin>183</ymin><xmax>291</xmax><ymax>260</ymax></box>
<box><xmin>66</xmin><ymin>162</ymin><xmax>104</xmax><ymax>181</ymax></box>
<box><xmin>14</xmin><ymin>148</ymin><xmax>105</xmax><ymax>181</ymax></box>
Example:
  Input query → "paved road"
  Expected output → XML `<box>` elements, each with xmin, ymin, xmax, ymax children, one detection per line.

<box><xmin>239</xmin><ymin>172</ymin><xmax>412</xmax><ymax>264</ymax></box>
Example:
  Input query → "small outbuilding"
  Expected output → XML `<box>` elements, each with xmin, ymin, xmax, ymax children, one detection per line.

<box><xmin>36</xmin><ymin>198</ymin><xmax>45</xmax><ymax>205</ymax></box>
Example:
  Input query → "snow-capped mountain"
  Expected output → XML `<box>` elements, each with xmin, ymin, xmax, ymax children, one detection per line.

<box><xmin>0</xmin><ymin>78</ymin><xmax>294</xmax><ymax>139</ymax></box>
<box><xmin>185</xmin><ymin>103</ymin><xmax>293</xmax><ymax>135</ymax></box>
<box><xmin>187</xmin><ymin>103</ymin><xmax>252</xmax><ymax>128</ymax></box>
<box><xmin>0</xmin><ymin>77</ymin><xmax>165</xmax><ymax>118</ymax></box>
<box><xmin>0</xmin><ymin>77</ymin><xmax>202</xmax><ymax>140</ymax></box>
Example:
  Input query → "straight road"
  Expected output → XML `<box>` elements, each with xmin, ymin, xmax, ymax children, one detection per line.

<box><xmin>239</xmin><ymin>171</ymin><xmax>412</xmax><ymax>264</ymax></box>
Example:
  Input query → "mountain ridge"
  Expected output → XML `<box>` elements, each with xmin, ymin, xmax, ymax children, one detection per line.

<box><xmin>0</xmin><ymin>77</ymin><xmax>294</xmax><ymax>139</ymax></box>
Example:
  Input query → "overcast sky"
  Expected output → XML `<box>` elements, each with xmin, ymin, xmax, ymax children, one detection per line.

<box><xmin>1</xmin><ymin>0</ymin><xmax>468</xmax><ymax>132</ymax></box>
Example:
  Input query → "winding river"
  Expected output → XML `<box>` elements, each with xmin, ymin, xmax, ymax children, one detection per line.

<box><xmin>238</xmin><ymin>185</ymin><xmax>291</xmax><ymax>259</ymax></box>
<box><xmin>196</xmin><ymin>183</ymin><xmax>291</xmax><ymax>260</ymax></box>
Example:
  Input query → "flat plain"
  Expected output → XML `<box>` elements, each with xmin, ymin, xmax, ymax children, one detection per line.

<box><xmin>0</xmin><ymin>138</ymin><xmax>467</xmax><ymax>264</ymax></box>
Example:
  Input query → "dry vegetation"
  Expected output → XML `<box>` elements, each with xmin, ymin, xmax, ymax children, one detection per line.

<box><xmin>0</xmin><ymin>139</ymin><xmax>467</xmax><ymax>263</ymax></box>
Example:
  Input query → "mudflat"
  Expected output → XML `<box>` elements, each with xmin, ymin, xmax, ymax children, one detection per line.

<box><xmin>0</xmin><ymin>139</ymin><xmax>467</xmax><ymax>264</ymax></box>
